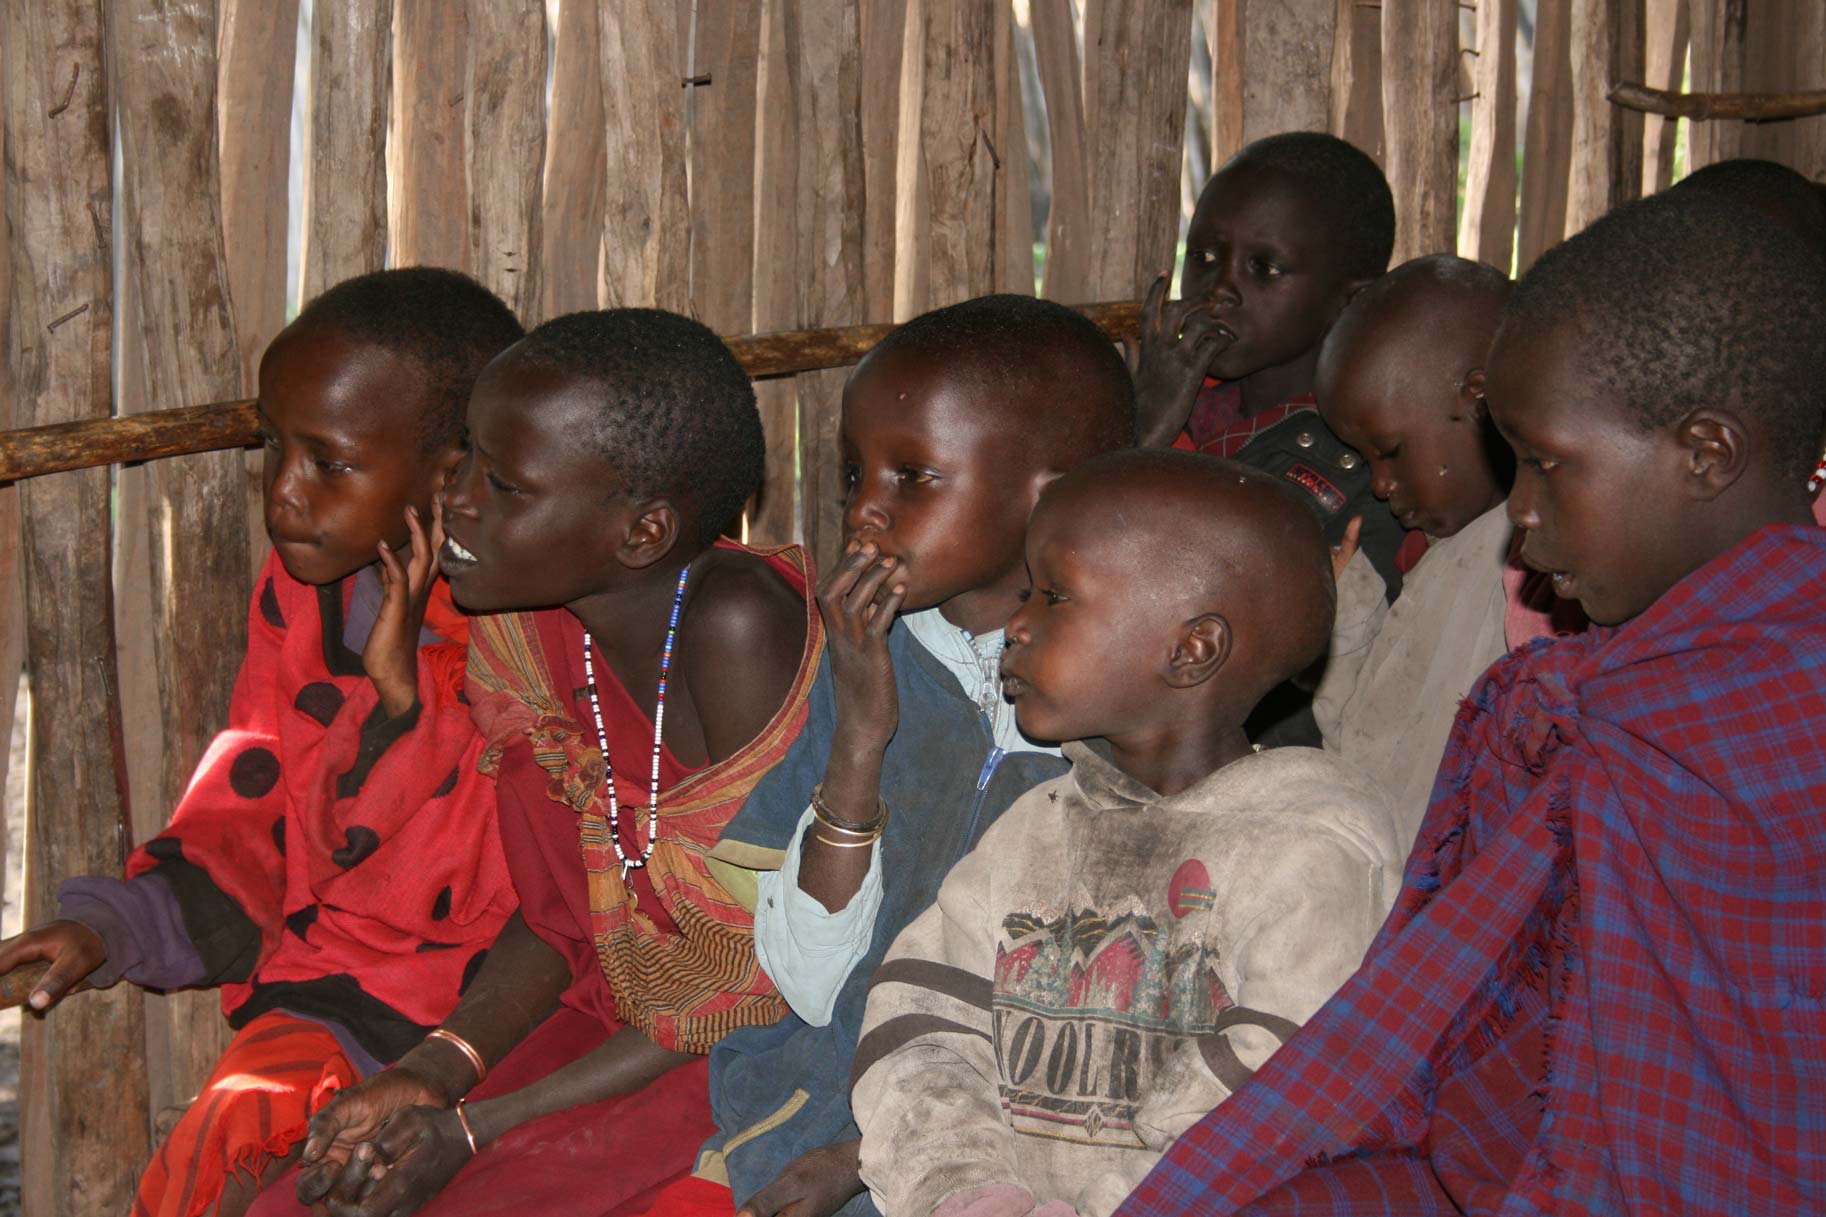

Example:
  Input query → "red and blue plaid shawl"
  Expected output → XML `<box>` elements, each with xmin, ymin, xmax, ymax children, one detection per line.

<box><xmin>1117</xmin><ymin>521</ymin><xmax>1826</xmax><ymax>1217</ymax></box>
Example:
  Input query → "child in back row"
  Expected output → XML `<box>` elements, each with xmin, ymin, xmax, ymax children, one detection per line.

<box><xmin>853</xmin><ymin>451</ymin><xmax>1405</xmax><ymax>1217</ymax></box>
<box><xmin>0</xmin><ymin>268</ymin><xmax>524</xmax><ymax>1217</ymax></box>
<box><xmin>1310</xmin><ymin>254</ymin><xmax>1580</xmax><ymax>846</ymax></box>
<box><xmin>1131</xmin><ymin>131</ymin><xmax>1408</xmax><ymax>744</ymax></box>
<box><xmin>697</xmin><ymin>295</ymin><xmax>1136</xmax><ymax>1217</ymax></box>
<box><xmin>1120</xmin><ymin>187</ymin><xmax>1826</xmax><ymax>1215</ymax></box>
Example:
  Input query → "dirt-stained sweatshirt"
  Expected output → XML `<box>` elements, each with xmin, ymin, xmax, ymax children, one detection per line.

<box><xmin>852</xmin><ymin>742</ymin><xmax>1403</xmax><ymax>1217</ymax></box>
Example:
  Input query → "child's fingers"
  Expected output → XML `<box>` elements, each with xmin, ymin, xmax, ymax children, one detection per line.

<box><xmin>1142</xmin><ymin>270</ymin><xmax>1171</xmax><ymax>329</ymax></box>
<box><xmin>330</xmin><ymin>1140</ymin><xmax>377</xmax><ymax>1203</ymax></box>
<box><xmin>815</xmin><ymin>540</ymin><xmax>875</xmax><ymax>605</ymax></box>
<box><xmin>428</xmin><ymin>498</ymin><xmax>448</xmax><ymax>565</ymax></box>
<box><xmin>294</xmin><ymin>1161</ymin><xmax>337</xmax><ymax>1206</ymax></box>
<box><xmin>375</xmin><ymin>539</ymin><xmax>406</xmax><ymax>593</ymax></box>
<box><xmin>841</xmin><ymin>556</ymin><xmax>899</xmax><ymax>622</ymax></box>
<box><xmin>865</xmin><ymin>579</ymin><xmax>909</xmax><ymax>636</ymax></box>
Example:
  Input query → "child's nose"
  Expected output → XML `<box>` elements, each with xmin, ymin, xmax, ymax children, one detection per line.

<box><xmin>844</xmin><ymin>482</ymin><xmax>889</xmax><ymax>536</ymax></box>
<box><xmin>440</xmin><ymin>455</ymin><xmax>479</xmax><ymax>517</ymax></box>
<box><xmin>1371</xmin><ymin>468</ymin><xmax>1397</xmax><ymax>500</ymax></box>
<box><xmin>1506</xmin><ymin>478</ymin><xmax>1540</xmax><ymax>530</ymax></box>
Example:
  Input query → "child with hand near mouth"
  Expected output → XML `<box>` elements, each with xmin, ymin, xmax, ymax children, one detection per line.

<box><xmin>699</xmin><ymin>295</ymin><xmax>1136</xmax><ymax>1217</ymax></box>
<box><xmin>853</xmin><ymin>450</ymin><xmax>1403</xmax><ymax>1217</ymax></box>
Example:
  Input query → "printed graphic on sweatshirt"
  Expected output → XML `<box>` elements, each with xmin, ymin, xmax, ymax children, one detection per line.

<box><xmin>992</xmin><ymin>899</ymin><xmax>1231</xmax><ymax>1147</ymax></box>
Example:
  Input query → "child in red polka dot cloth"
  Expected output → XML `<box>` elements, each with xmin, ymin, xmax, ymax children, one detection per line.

<box><xmin>850</xmin><ymin>451</ymin><xmax>1403</xmax><ymax>1217</ymax></box>
<box><xmin>0</xmin><ymin>269</ymin><xmax>524</xmax><ymax>1217</ymax></box>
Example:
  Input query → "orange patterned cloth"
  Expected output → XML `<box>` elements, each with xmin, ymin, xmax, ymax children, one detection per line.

<box><xmin>133</xmin><ymin>1011</ymin><xmax>355</xmax><ymax>1217</ymax></box>
<box><xmin>466</xmin><ymin>542</ymin><xmax>824</xmax><ymax>1053</ymax></box>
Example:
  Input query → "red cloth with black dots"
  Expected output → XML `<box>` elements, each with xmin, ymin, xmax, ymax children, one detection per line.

<box><xmin>126</xmin><ymin>551</ymin><xmax>517</xmax><ymax>1062</ymax></box>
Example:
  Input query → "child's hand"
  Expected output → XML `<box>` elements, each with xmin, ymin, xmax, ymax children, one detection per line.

<box><xmin>1331</xmin><ymin>515</ymin><xmax>1363</xmax><ymax>583</ymax></box>
<box><xmin>296</xmin><ymin>1065</ymin><xmax>449</xmax><ymax>1193</ymax></box>
<box><xmin>0</xmin><ymin>920</ymin><xmax>104</xmax><ymax>1011</ymax></box>
<box><xmin>298</xmin><ymin>1105</ymin><xmax>471</xmax><ymax>1217</ymax></box>
<box><xmin>365</xmin><ymin>503</ymin><xmax>444</xmax><ymax>720</ymax></box>
<box><xmin>1132</xmin><ymin>270</ymin><xmax>1235</xmax><ymax>448</ymax></box>
<box><xmin>817</xmin><ymin>540</ymin><xmax>907</xmax><ymax>756</ymax></box>
<box><xmin>736</xmin><ymin>1139</ymin><xmax>863</xmax><ymax>1217</ymax></box>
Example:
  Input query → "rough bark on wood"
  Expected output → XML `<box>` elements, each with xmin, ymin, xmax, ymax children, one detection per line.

<box><xmin>217</xmin><ymin>0</ymin><xmax>298</xmax><ymax>577</ymax></box>
<box><xmin>686</xmin><ymin>0</ymin><xmax>763</xmax><ymax>335</ymax></box>
<box><xmin>993</xmin><ymin>0</ymin><xmax>1034</xmax><ymax>294</ymax></box>
<box><xmin>1210</xmin><ymin>0</ymin><xmax>1246</xmax><ymax>167</ymax></box>
<box><xmin>1460</xmin><ymin>0</ymin><xmax>1518</xmax><ymax>267</ymax></box>
<box><xmin>3</xmin><ymin>4</ymin><xmax>151</xmax><ymax>1213</ymax></box>
<box><xmin>1030</xmin><ymin>0</ymin><xmax>1092</xmax><ymax>301</ymax></box>
<box><xmin>1082</xmin><ymin>0</ymin><xmax>1198</xmax><ymax>300</ymax></box>
<box><xmin>1568</xmin><ymin>0</ymin><xmax>1644</xmax><ymax>235</ymax></box>
<box><xmin>858</xmin><ymin>0</ymin><xmax>905</xmax><ymax>321</ymax></box>
<box><xmin>1639</xmin><ymin>0</ymin><xmax>1690</xmax><ymax>190</ymax></box>
<box><xmin>749</xmin><ymin>0</ymin><xmax>800</xmax><ymax>547</ymax></box>
<box><xmin>1684</xmin><ymin>0</ymin><xmax>1745</xmax><ymax>169</ymax></box>
<box><xmin>0</xmin><ymin>59</ymin><xmax>16</xmax><ymax>1026</ymax></box>
<box><xmin>1737</xmin><ymin>4</ymin><xmax>1826</xmax><ymax>181</ymax></box>
<box><xmin>1240</xmin><ymin>0</ymin><xmax>1331</xmax><ymax>143</ymax></box>
<box><xmin>789</xmin><ymin>0</ymin><xmax>867</xmax><ymax>569</ymax></box>
<box><xmin>540</xmin><ymin>0</ymin><xmax>607</xmax><ymax>320</ymax></box>
<box><xmin>389</xmin><ymin>0</ymin><xmax>469</xmax><ymax>272</ymax></box>
<box><xmin>0</xmin><ymin>305</ymin><xmax>1147</xmax><ymax>484</ymax></box>
<box><xmin>1611</xmin><ymin>80</ymin><xmax>1826</xmax><ymax>121</ymax></box>
<box><xmin>114</xmin><ymin>0</ymin><xmax>253</xmax><ymax>1131</ymax></box>
<box><xmin>1329</xmin><ymin>0</ymin><xmax>1383</xmax><ymax>163</ymax></box>
<box><xmin>599</xmin><ymin>0</ymin><xmax>691</xmax><ymax>310</ymax></box>
<box><xmin>1381</xmin><ymin>0</ymin><xmax>1458</xmax><ymax>262</ymax></box>
<box><xmin>302</xmin><ymin>0</ymin><xmax>391</xmax><ymax>299</ymax></box>
<box><xmin>467</xmin><ymin>0</ymin><xmax>545</xmax><ymax>317</ymax></box>
<box><xmin>1517</xmin><ymin>0</ymin><xmax>1574</xmax><ymax>267</ymax></box>
<box><xmin>895</xmin><ymin>0</ymin><xmax>999</xmax><ymax>315</ymax></box>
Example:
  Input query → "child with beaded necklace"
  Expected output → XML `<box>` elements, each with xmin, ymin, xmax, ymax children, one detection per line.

<box><xmin>281</xmin><ymin>308</ymin><xmax>819</xmax><ymax>1217</ymax></box>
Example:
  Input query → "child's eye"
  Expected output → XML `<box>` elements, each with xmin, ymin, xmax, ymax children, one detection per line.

<box><xmin>486</xmin><ymin>470</ymin><xmax>524</xmax><ymax>496</ymax></box>
<box><xmin>894</xmin><ymin>467</ymin><xmax>936</xmax><ymax>487</ymax></box>
<box><xmin>1041</xmin><ymin>587</ymin><xmax>1067</xmax><ymax>606</ymax></box>
<box><xmin>257</xmin><ymin>428</ymin><xmax>279</xmax><ymax>450</ymax></box>
<box><xmin>1248</xmin><ymin>256</ymin><xmax>1284</xmax><ymax>279</ymax></box>
<box><xmin>1015</xmin><ymin>587</ymin><xmax>1032</xmax><ymax>604</ymax></box>
<box><xmin>314</xmin><ymin>457</ymin><xmax>351</xmax><ymax>475</ymax></box>
<box><xmin>1522</xmin><ymin>455</ymin><xmax>1559</xmax><ymax>472</ymax></box>
<box><xmin>1188</xmin><ymin>249</ymin><xmax>1217</xmax><ymax>267</ymax></box>
<box><xmin>1376</xmin><ymin>443</ymin><xmax>1402</xmax><ymax>461</ymax></box>
<box><xmin>839</xmin><ymin>464</ymin><xmax>859</xmax><ymax>491</ymax></box>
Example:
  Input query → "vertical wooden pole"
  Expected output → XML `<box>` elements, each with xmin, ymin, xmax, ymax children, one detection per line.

<box><xmin>1030</xmin><ymin>0</ymin><xmax>1092</xmax><ymax>301</ymax></box>
<box><xmin>1382</xmin><ymin>0</ymin><xmax>1459</xmax><ymax>262</ymax></box>
<box><xmin>4</xmin><ymin>4</ymin><xmax>150</xmax><ymax>1214</ymax></box>
<box><xmin>1684</xmin><ymin>0</ymin><xmax>1743</xmax><ymax>170</ymax></box>
<box><xmin>598</xmin><ymin>0</ymin><xmax>691</xmax><ymax>311</ymax></box>
<box><xmin>218</xmin><ymin>0</ymin><xmax>298</xmax><ymax>575</ymax></box>
<box><xmin>1210</xmin><ymin>0</ymin><xmax>1246</xmax><ymax>167</ymax></box>
<box><xmin>750</xmin><ymin>0</ymin><xmax>800</xmax><ymax>548</ymax></box>
<box><xmin>1738</xmin><ymin>4</ymin><xmax>1826</xmax><ymax>183</ymax></box>
<box><xmin>1241</xmin><ymin>0</ymin><xmax>1333</xmax><ymax>143</ymax></box>
<box><xmin>113</xmin><ymin>0</ymin><xmax>253</xmax><ymax>1135</ymax></box>
<box><xmin>1329</xmin><ymin>0</ymin><xmax>1383</xmax><ymax>163</ymax></box>
<box><xmin>466</xmin><ymin>0</ymin><xmax>546</xmax><ymax>317</ymax></box>
<box><xmin>1640</xmin><ymin>0</ymin><xmax>1689</xmax><ymax>192</ymax></box>
<box><xmin>1460</xmin><ymin>0</ymin><xmax>1518</xmax><ymax>267</ymax></box>
<box><xmin>992</xmin><ymin>0</ymin><xmax>1035</xmax><ymax>294</ymax></box>
<box><xmin>1082</xmin><ymin>0</ymin><xmax>1197</xmax><ymax>300</ymax></box>
<box><xmin>858</xmin><ymin>0</ymin><xmax>905</xmax><ymax>321</ymax></box>
<box><xmin>301</xmin><ymin>0</ymin><xmax>391</xmax><ymax>301</ymax></box>
<box><xmin>897</xmin><ymin>0</ymin><xmax>999</xmax><ymax>314</ymax></box>
<box><xmin>541</xmin><ymin>0</ymin><xmax>607</xmax><ymax>320</ymax></box>
<box><xmin>1567</xmin><ymin>0</ymin><xmax>1644</xmax><ymax>235</ymax></box>
<box><xmin>686</xmin><ymin>0</ymin><xmax>763</xmax><ymax>336</ymax></box>
<box><xmin>789</xmin><ymin>0</ymin><xmax>867</xmax><ymax>569</ymax></box>
<box><xmin>389</xmin><ymin>0</ymin><xmax>471</xmax><ymax>272</ymax></box>
<box><xmin>1516</xmin><ymin>0</ymin><xmax>1574</xmax><ymax>267</ymax></box>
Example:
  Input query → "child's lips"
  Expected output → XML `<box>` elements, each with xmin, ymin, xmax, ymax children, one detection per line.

<box><xmin>441</xmin><ymin>534</ymin><xmax>479</xmax><ymax>570</ymax></box>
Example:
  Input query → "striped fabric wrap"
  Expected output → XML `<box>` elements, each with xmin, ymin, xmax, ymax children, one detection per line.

<box><xmin>467</xmin><ymin>544</ymin><xmax>825</xmax><ymax>1054</ymax></box>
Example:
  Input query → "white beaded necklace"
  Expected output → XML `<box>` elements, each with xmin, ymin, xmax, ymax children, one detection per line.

<box><xmin>581</xmin><ymin>564</ymin><xmax>690</xmax><ymax>879</ymax></box>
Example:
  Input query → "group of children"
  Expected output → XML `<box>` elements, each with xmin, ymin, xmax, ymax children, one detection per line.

<box><xmin>0</xmin><ymin>128</ymin><xmax>1821</xmax><ymax>1217</ymax></box>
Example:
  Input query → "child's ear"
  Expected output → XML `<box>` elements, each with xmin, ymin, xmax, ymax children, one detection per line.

<box><xmin>618</xmin><ymin>499</ymin><xmax>684</xmax><ymax>569</ymax></box>
<box><xmin>1677</xmin><ymin>409</ymin><xmax>1749</xmax><ymax>501</ymax></box>
<box><xmin>1165</xmin><ymin>613</ymin><xmax>1231</xmax><ymax>689</ymax></box>
<box><xmin>1455</xmin><ymin>368</ymin><xmax>1488</xmax><ymax>423</ymax></box>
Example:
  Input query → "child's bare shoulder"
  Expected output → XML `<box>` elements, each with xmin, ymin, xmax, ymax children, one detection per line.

<box><xmin>683</xmin><ymin>548</ymin><xmax>806</xmax><ymax>650</ymax></box>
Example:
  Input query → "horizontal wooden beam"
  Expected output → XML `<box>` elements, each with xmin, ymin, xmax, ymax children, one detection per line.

<box><xmin>1608</xmin><ymin>81</ymin><xmax>1826</xmax><ymax>121</ymax></box>
<box><xmin>0</xmin><ymin>301</ymin><xmax>1143</xmax><ymax>483</ymax></box>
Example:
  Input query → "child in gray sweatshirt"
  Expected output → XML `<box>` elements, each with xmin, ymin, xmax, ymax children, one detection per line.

<box><xmin>852</xmin><ymin>451</ymin><xmax>1404</xmax><ymax>1217</ymax></box>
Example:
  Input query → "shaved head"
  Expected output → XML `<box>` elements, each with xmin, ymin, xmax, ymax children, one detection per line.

<box><xmin>1037</xmin><ymin>449</ymin><xmax>1336</xmax><ymax>703</ymax></box>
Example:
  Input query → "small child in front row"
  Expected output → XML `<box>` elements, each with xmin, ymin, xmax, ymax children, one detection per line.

<box><xmin>1310</xmin><ymin>254</ymin><xmax>1583</xmax><ymax>847</ymax></box>
<box><xmin>1129</xmin><ymin>132</ymin><xmax>1408</xmax><ymax>744</ymax></box>
<box><xmin>1119</xmin><ymin>186</ymin><xmax>1826</xmax><ymax>1217</ymax></box>
<box><xmin>694</xmin><ymin>295</ymin><xmax>1137</xmax><ymax>1217</ymax></box>
<box><xmin>853</xmin><ymin>451</ymin><xmax>1405</xmax><ymax>1217</ymax></box>
<box><xmin>0</xmin><ymin>268</ymin><xmax>525</xmax><ymax>1217</ymax></box>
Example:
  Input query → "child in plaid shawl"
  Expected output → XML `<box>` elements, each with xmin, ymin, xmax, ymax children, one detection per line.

<box><xmin>1117</xmin><ymin>189</ymin><xmax>1826</xmax><ymax>1215</ymax></box>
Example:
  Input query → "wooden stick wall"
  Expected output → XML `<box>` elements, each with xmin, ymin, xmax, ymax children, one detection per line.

<box><xmin>0</xmin><ymin>0</ymin><xmax>1819</xmax><ymax>1209</ymax></box>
